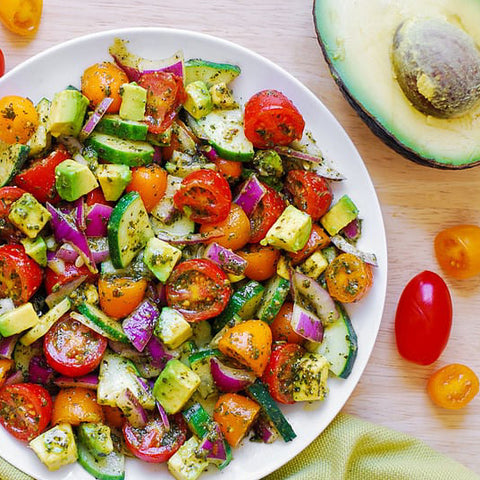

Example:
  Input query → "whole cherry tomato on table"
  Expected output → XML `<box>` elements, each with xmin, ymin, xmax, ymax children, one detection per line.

<box><xmin>434</xmin><ymin>225</ymin><xmax>480</xmax><ymax>279</ymax></box>
<box><xmin>427</xmin><ymin>363</ymin><xmax>479</xmax><ymax>410</ymax></box>
<box><xmin>0</xmin><ymin>0</ymin><xmax>43</xmax><ymax>36</ymax></box>
<box><xmin>395</xmin><ymin>271</ymin><xmax>452</xmax><ymax>365</ymax></box>
<box><xmin>0</xmin><ymin>49</ymin><xmax>4</xmax><ymax>77</ymax></box>
<box><xmin>244</xmin><ymin>89</ymin><xmax>305</xmax><ymax>148</ymax></box>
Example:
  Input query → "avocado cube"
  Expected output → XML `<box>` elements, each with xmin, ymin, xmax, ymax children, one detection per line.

<box><xmin>77</xmin><ymin>423</ymin><xmax>113</xmax><ymax>458</ymax></box>
<box><xmin>253</xmin><ymin>149</ymin><xmax>283</xmax><ymax>177</ymax></box>
<box><xmin>143</xmin><ymin>237</ymin><xmax>182</xmax><ymax>283</ymax></box>
<box><xmin>20</xmin><ymin>236</ymin><xmax>47</xmax><ymax>267</ymax></box>
<box><xmin>320</xmin><ymin>195</ymin><xmax>359</xmax><ymax>236</ymax></box>
<box><xmin>261</xmin><ymin>204</ymin><xmax>312</xmax><ymax>253</ymax></box>
<box><xmin>8</xmin><ymin>193</ymin><xmax>51</xmax><ymax>239</ymax></box>
<box><xmin>155</xmin><ymin>307</ymin><xmax>192</xmax><ymax>349</ymax></box>
<box><xmin>0</xmin><ymin>302</ymin><xmax>39</xmax><ymax>337</ymax></box>
<box><xmin>298</xmin><ymin>250</ymin><xmax>329</xmax><ymax>279</ymax></box>
<box><xmin>29</xmin><ymin>423</ymin><xmax>78</xmax><ymax>471</ymax></box>
<box><xmin>119</xmin><ymin>82</ymin><xmax>147</xmax><ymax>121</ymax></box>
<box><xmin>153</xmin><ymin>359</ymin><xmax>201</xmax><ymax>414</ymax></box>
<box><xmin>276</xmin><ymin>255</ymin><xmax>291</xmax><ymax>280</ymax></box>
<box><xmin>183</xmin><ymin>81</ymin><xmax>213</xmax><ymax>119</ymax></box>
<box><xmin>55</xmin><ymin>159</ymin><xmax>98</xmax><ymax>202</ymax></box>
<box><xmin>167</xmin><ymin>436</ymin><xmax>208</xmax><ymax>480</ymax></box>
<box><xmin>292</xmin><ymin>353</ymin><xmax>329</xmax><ymax>402</ymax></box>
<box><xmin>96</xmin><ymin>163</ymin><xmax>132</xmax><ymax>201</ymax></box>
<box><xmin>209</xmin><ymin>82</ymin><xmax>238</xmax><ymax>109</ymax></box>
<box><xmin>48</xmin><ymin>89</ymin><xmax>89</xmax><ymax>137</ymax></box>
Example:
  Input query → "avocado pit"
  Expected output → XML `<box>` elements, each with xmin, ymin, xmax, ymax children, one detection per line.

<box><xmin>391</xmin><ymin>17</ymin><xmax>480</xmax><ymax>118</ymax></box>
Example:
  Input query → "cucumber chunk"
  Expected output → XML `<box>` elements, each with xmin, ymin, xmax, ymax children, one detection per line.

<box><xmin>96</xmin><ymin>114</ymin><xmax>148</xmax><ymax>141</ymax></box>
<box><xmin>0</xmin><ymin>144</ymin><xmax>29</xmax><ymax>187</ymax></box>
<box><xmin>77</xmin><ymin>441</ymin><xmax>125</xmax><ymax>480</ymax></box>
<box><xmin>86</xmin><ymin>132</ymin><xmax>154</xmax><ymax>166</ymax></box>
<box><xmin>76</xmin><ymin>303</ymin><xmax>129</xmax><ymax>343</ymax></box>
<box><xmin>107</xmin><ymin>191</ymin><xmax>154</xmax><ymax>269</ymax></box>
<box><xmin>185</xmin><ymin>59</ymin><xmax>241</xmax><ymax>87</ymax></box>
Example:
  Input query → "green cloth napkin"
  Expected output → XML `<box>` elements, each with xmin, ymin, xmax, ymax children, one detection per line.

<box><xmin>0</xmin><ymin>413</ymin><xmax>478</xmax><ymax>480</ymax></box>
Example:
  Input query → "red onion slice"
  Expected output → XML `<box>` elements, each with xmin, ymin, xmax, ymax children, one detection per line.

<box><xmin>330</xmin><ymin>234</ymin><xmax>378</xmax><ymax>267</ymax></box>
<box><xmin>122</xmin><ymin>300</ymin><xmax>159</xmax><ymax>352</ymax></box>
<box><xmin>116</xmin><ymin>388</ymin><xmax>148</xmax><ymax>428</ymax></box>
<box><xmin>291</xmin><ymin>303</ymin><xmax>324</xmax><ymax>342</ymax></box>
<box><xmin>85</xmin><ymin>203</ymin><xmax>113</xmax><ymax>238</ymax></box>
<box><xmin>54</xmin><ymin>374</ymin><xmax>99</xmax><ymax>390</ymax></box>
<box><xmin>204</xmin><ymin>243</ymin><xmax>247</xmax><ymax>276</ymax></box>
<box><xmin>0</xmin><ymin>335</ymin><xmax>20</xmax><ymax>360</ymax></box>
<box><xmin>79</xmin><ymin>97</ymin><xmax>114</xmax><ymax>140</ymax></box>
<box><xmin>210</xmin><ymin>357</ymin><xmax>256</xmax><ymax>392</ymax></box>
<box><xmin>234</xmin><ymin>174</ymin><xmax>266</xmax><ymax>216</ymax></box>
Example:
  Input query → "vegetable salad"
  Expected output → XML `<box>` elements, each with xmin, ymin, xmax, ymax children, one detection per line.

<box><xmin>0</xmin><ymin>38</ymin><xmax>377</xmax><ymax>480</ymax></box>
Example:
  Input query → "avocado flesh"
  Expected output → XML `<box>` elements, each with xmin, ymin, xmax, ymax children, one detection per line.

<box><xmin>314</xmin><ymin>0</ymin><xmax>480</xmax><ymax>169</ymax></box>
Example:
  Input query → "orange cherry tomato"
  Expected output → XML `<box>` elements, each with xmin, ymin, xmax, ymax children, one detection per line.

<box><xmin>434</xmin><ymin>225</ymin><xmax>480</xmax><ymax>279</ymax></box>
<box><xmin>0</xmin><ymin>0</ymin><xmax>42</xmax><ymax>36</ymax></box>
<box><xmin>213</xmin><ymin>157</ymin><xmax>243</xmax><ymax>182</ymax></box>
<box><xmin>103</xmin><ymin>405</ymin><xmax>126</xmax><ymax>429</ymax></box>
<box><xmin>270</xmin><ymin>302</ymin><xmax>305</xmax><ymax>344</ymax></box>
<box><xmin>81</xmin><ymin>62</ymin><xmax>129</xmax><ymax>113</ymax></box>
<box><xmin>218</xmin><ymin>320</ymin><xmax>272</xmax><ymax>377</ymax></box>
<box><xmin>0</xmin><ymin>95</ymin><xmax>38</xmax><ymax>144</ymax></box>
<box><xmin>0</xmin><ymin>359</ymin><xmax>14</xmax><ymax>388</ymax></box>
<box><xmin>325</xmin><ymin>253</ymin><xmax>373</xmax><ymax>303</ymax></box>
<box><xmin>213</xmin><ymin>393</ymin><xmax>260</xmax><ymax>447</ymax></box>
<box><xmin>51</xmin><ymin>387</ymin><xmax>104</xmax><ymax>426</ymax></box>
<box><xmin>236</xmin><ymin>244</ymin><xmax>280</xmax><ymax>282</ymax></box>
<box><xmin>427</xmin><ymin>363</ymin><xmax>479</xmax><ymax>410</ymax></box>
<box><xmin>199</xmin><ymin>203</ymin><xmax>251</xmax><ymax>251</ymax></box>
<box><xmin>125</xmin><ymin>164</ymin><xmax>168</xmax><ymax>212</ymax></box>
<box><xmin>98</xmin><ymin>276</ymin><xmax>148</xmax><ymax>319</ymax></box>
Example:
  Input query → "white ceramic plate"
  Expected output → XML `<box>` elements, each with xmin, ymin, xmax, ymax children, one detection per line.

<box><xmin>0</xmin><ymin>28</ymin><xmax>387</xmax><ymax>480</ymax></box>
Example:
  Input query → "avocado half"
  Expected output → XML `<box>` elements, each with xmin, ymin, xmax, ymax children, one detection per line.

<box><xmin>313</xmin><ymin>0</ymin><xmax>480</xmax><ymax>169</ymax></box>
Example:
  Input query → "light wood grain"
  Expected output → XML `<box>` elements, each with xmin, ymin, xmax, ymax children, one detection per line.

<box><xmin>1</xmin><ymin>0</ymin><xmax>479</xmax><ymax>474</ymax></box>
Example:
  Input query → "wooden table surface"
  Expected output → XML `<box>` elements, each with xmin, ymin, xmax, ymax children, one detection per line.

<box><xmin>1</xmin><ymin>0</ymin><xmax>479</xmax><ymax>475</ymax></box>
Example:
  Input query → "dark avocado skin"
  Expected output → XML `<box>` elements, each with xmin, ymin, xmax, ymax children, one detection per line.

<box><xmin>312</xmin><ymin>0</ymin><xmax>480</xmax><ymax>170</ymax></box>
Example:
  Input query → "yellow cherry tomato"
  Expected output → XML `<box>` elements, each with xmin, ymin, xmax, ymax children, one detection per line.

<box><xmin>0</xmin><ymin>0</ymin><xmax>43</xmax><ymax>36</ymax></box>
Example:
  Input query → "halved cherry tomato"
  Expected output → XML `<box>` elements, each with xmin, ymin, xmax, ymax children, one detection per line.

<box><xmin>289</xmin><ymin>224</ymin><xmax>330</xmax><ymax>265</ymax></box>
<box><xmin>427</xmin><ymin>363</ymin><xmax>479</xmax><ymax>410</ymax></box>
<box><xmin>434</xmin><ymin>225</ymin><xmax>480</xmax><ymax>279</ymax></box>
<box><xmin>44</xmin><ymin>262</ymin><xmax>97</xmax><ymax>296</ymax></box>
<box><xmin>0</xmin><ymin>49</ymin><xmax>4</xmax><ymax>77</ymax></box>
<box><xmin>325</xmin><ymin>252</ymin><xmax>373</xmax><ymax>303</ymax></box>
<box><xmin>199</xmin><ymin>203</ymin><xmax>251</xmax><ymax>251</ymax></box>
<box><xmin>81</xmin><ymin>62</ymin><xmax>128</xmax><ymax>113</ymax></box>
<box><xmin>213</xmin><ymin>393</ymin><xmax>260</xmax><ymax>447</ymax></box>
<box><xmin>395</xmin><ymin>271</ymin><xmax>452</xmax><ymax>365</ymax></box>
<box><xmin>14</xmin><ymin>146</ymin><xmax>70</xmax><ymax>204</ymax></box>
<box><xmin>218</xmin><ymin>320</ymin><xmax>272</xmax><ymax>377</ymax></box>
<box><xmin>262</xmin><ymin>343</ymin><xmax>305</xmax><ymax>404</ymax></box>
<box><xmin>284</xmin><ymin>170</ymin><xmax>332</xmax><ymax>221</ymax></box>
<box><xmin>86</xmin><ymin>187</ymin><xmax>113</xmax><ymax>207</ymax></box>
<box><xmin>249</xmin><ymin>185</ymin><xmax>286</xmax><ymax>243</ymax></box>
<box><xmin>98</xmin><ymin>276</ymin><xmax>148</xmax><ymax>319</ymax></box>
<box><xmin>0</xmin><ymin>359</ymin><xmax>14</xmax><ymax>389</ymax></box>
<box><xmin>0</xmin><ymin>186</ymin><xmax>27</xmax><ymax>241</ymax></box>
<box><xmin>0</xmin><ymin>383</ymin><xmax>52</xmax><ymax>441</ymax></box>
<box><xmin>138</xmin><ymin>71</ymin><xmax>186</xmax><ymax>134</ymax></box>
<box><xmin>236</xmin><ymin>244</ymin><xmax>280</xmax><ymax>282</ymax></box>
<box><xmin>244</xmin><ymin>90</ymin><xmax>305</xmax><ymax>148</ymax></box>
<box><xmin>0</xmin><ymin>0</ymin><xmax>43</xmax><ymax>36</ymax></box>
<box><xmin>270</xmin><ymin>302</ymin><xmax>305</xmax><ymax>344</ymax></box>
<box><xmin>0</xmin><ymin>95</ymin><xmax>38</xmax><ymax>144</ymax></box>
<box><xmin>103</xmin><ymin>405</ymin><xmax>126</xmax><ymax>429</ymax></box>
<box><xmin>0</xmin><ymin>244</ymin><xmax>43</xmax><ymax>305</ymax></box>
<box><xmin>174</xmin><ymin>169</ymin><xmax>232</xmax><ymax>225</ymax></box>
<box><xmin>123</xmin><ymin>415</ymin><xmax>187</xmax><ymax>463</ymax></box>
<box><xmin>125</xmin><ymin>164</ymin><xmax>168</xmax><ymax>212</ymax></box>
<box><xmin>166</xmin><ymin>259</ymin><xmax>231</xmax><ymax>322</ymax></box>
<box><xmin>52</xmin><ymin>387</ymin><xmax>104</xmax><ymax>426</ymax></box>
<box><xmin>44</xmin><ymin>315</ymin><xmax>107</xmax><ymax>377</ymax></box>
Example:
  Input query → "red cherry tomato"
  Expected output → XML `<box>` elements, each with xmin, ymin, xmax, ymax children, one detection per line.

<box><xmin>123</xmin><ymin>415</ymin><xmax>187</xmax><ymax>463</ymax></box>
<box><xmin>44</xmin><ymin>262</ymin><xmax>97</xmax><ymax>295</ymax></box>
<box><xmin>0</xmin><ymin>49</ymin><xmax>5</xmax><ymax>77</ymax></box>
<box><xmin>434</xmin><ymin>225</ymin><xmax>480</xmax><ymax>279</ymax></box>
<box><xmin>138</xmin><ymin>71</ymin><xmax>186</xmax><ymax>134</ymax></box>
<box><xmin>44</xmin><ymin>315</ymin><xmax>107</xmax><ymax>377</ymax></box>
<box><xmin>284</xmin><ymin>170</ymin><xmax>332</xmax><ymax>221</ymax></box>
<box><xmin>166</xmin><ymin>259</ymin><xmax>231</xmax><ymax>322</ymax></box>
<box><xmin>86</xmin><ymin>187</ymin><xmax>113</xmax><ymax>207</ymax></box>
<box><xmin>0</xmin><ymin>186</ymin><xmax>27</xmax><ymax>241</ymax></box>
<box><xmin>262</xmin><ymin>343</ymin><xmax>305</xmax><ymax>404</ymax></box>
<box><xmin>0</xmin><ymin>383</ymin><xmax>52</xmax><ymax>441</ymax></box>
<box><xmin>249</xmin><ymin>184</ymin><xmax>286</xmax><ymax>243</ymax></box>
<box><xmin>244</xmin><ymin>90</ymin><xmax>305</xmax><ymax>148</ymax></box>
<box><xmin>173</xmin><ymin>169</ymin><xmax>232</xmax><ymax>225</ymax></box>
<box><xmin>14</xmin><ymin>146</ymin><xmax>70</xmax><ymax>204</ymax></box>
<box><xmin>395</xmin><ymin>271</ymin><xmax>452</xmax><ymax>365</ymax></box>
<box><xmin>0</xmin><ymin>244</ymin><xmax>43</xmax><ymax>305</ymax></box>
